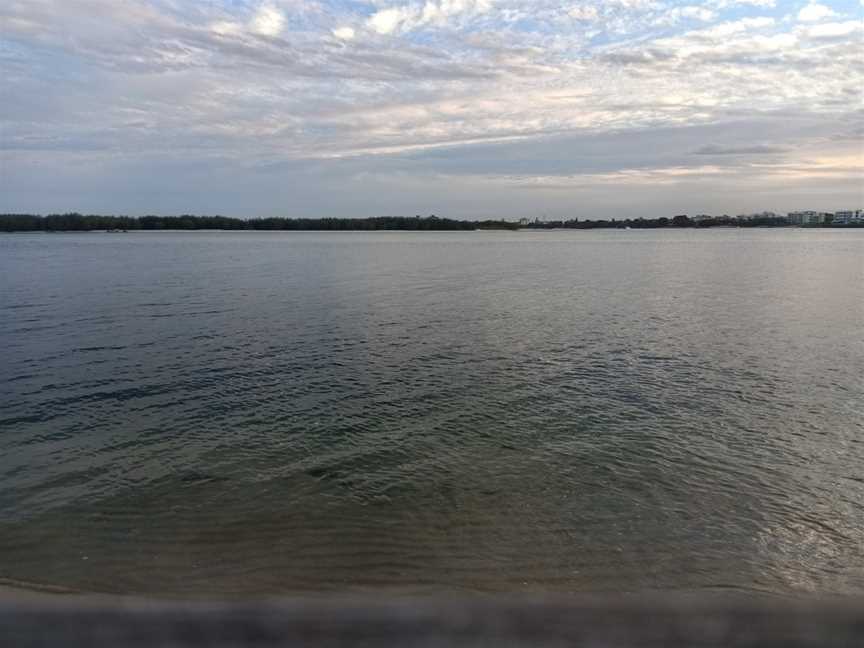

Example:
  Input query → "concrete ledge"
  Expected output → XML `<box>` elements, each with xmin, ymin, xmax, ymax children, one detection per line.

<box><xmin>2</xmin><ymin>593</ymin><xmax>863</xmax><ymax>647</ymax></box>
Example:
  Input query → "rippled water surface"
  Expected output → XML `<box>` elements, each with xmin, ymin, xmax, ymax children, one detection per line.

<box><xmin>1</xmin><ymin>230</ymin><xmax>863</xmax><ymax>597</ymax></box>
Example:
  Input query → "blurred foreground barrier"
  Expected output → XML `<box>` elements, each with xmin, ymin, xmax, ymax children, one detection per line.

<box><xmin>2</xmin><ymin>593</ymin><xmax>863</xmax><ymax>647</ymax></box>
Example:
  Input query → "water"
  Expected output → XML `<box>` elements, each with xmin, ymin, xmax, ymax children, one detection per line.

<box><xmin>1</xmin><ymin>230</ymin><xmax>863</xmax><ymax>598</ymax></box>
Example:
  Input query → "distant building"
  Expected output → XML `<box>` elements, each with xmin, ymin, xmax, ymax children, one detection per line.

<box><xmin>787</xmin><ymin>211</ymin><xmax>828</xmax><ymax>225</ymax></box>
<box><xmin>833</xmin><ymin>210</ymin><xmax>863</xmax><ymax>225</ymax></box>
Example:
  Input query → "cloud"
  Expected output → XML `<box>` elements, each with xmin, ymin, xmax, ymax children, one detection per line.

<box><xmin>797</xmin><ymin>3</ymin><xmax>835</xmax><ymax>23</ymax></box>
<box><xmin>367</xmin><ymin>0</ymin><xmax>493</xmax><ymax>35</ymax></box>
<box><xmin>693</xmin><ymin>144</ymin><xmax>787</xmax><ymax>155</ymax></box>
<box><xmin>667</xmin><ymin>6</ymin><xmax>718</xmax><ymax>23</ymax></box>
<box><xmin>711</xmin><ymin>0</ymin><xmax>775</xmax><ymax>7</ymax></box>
<box><xmin>568</xmin><ymin>6</ymin><xmax>599</xmax><ymax>21</ymax></box>
<box><xmin>803</xmin><ymin>20</ymin><xmax>862</xmax><ymax>39</ymax></box>
<box><xmin>367</xmin><ymin>7</ymin><xmax>411</xmax><ymax>35</ymax></box>
<box><xmin>211</xmin><ymin>3</ymin><xmax>289</xmax><ymax>38</ymax></box>
<box><xmin>249</xmin><ymin>3</ymin><xmax>287</xmax><ymax>36</ymax></box>
<box><xmin>332</xmin><ymin>26</ymin><xmax>356</xmax><ymax>40</ymax></box>
<box><xmin>210</xmin><ymin>21</ymin><xmax>243</xmax><ymax>36</ymax></box>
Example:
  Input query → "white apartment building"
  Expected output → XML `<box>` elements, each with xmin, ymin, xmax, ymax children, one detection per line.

<box><xmin>833</xmin><ymin>210</ymin><xmax>863</xmax><ymax>225</ymax></box>
<box><xmin>787</xmin><ymin>211</ymin><xmax>828</xmax><ymax>225</ymax></box>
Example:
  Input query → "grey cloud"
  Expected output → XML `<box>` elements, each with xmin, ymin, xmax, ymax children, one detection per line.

<box><xmin>0</xmin><ymin>136</ymin><xmax>112</xmax><ymax>152</ymax></box>
<box><xmin>693</xmin><ymin>144</ymin><xmax>788</xmax><ymax>155</ymax></box>
<box><xmin>600</xmin><ymin>49</ymin><xmax>678</xmax><ymax>65</ymax></box>
<box><xmin>396</xmin><ymin>115</ymin><xmax>836</xmax><ymax>176</ymax></box>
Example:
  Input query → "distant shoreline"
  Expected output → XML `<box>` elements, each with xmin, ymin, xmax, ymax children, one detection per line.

<box><xmin>2</xmin><ymin>213</ymin><xmax>862</xmax><ymax>233</ymax></box>
<box><xmin>3</xmin><ymin>226</ymin><xmax>862</xmax><ymax>233</ymax></box>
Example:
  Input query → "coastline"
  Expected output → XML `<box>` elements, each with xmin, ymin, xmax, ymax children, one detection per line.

<box><xmin>2</xmin><ymin>225</ymin><xmax>863</xmax><ymax>233</ymax></box>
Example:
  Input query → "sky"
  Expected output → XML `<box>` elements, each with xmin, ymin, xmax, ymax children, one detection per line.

<box><xmin>1</xmin><ymin>0</ymin><xmax>862</xmax><ymax>220</ymax></box>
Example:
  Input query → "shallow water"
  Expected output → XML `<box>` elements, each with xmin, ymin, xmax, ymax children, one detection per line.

<box><xmin>1</xmin><ymin>229</ymin><xmax>863</xmax><ymax>597</ymax></box>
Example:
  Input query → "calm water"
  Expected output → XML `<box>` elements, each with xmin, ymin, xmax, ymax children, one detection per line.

<box><xmin>1</xmin><ymin>230</ymin><xmax>863</xmax><ymax>598</ymax></box>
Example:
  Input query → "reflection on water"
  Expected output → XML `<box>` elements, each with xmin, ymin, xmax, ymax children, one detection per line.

<box><xmin>1</xmin><ymin>230</ymin><xmax>863</xmax><ymax>597</ymax></box>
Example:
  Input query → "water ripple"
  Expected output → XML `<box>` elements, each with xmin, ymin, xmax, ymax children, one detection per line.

<box><xmin>1</xmin><ymin>230</ymin><xmax>863</xmax><ymax>597</ymax></box>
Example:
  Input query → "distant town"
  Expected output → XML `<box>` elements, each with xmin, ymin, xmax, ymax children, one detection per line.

<box><xmin>518</xmin><ymin>210</ymin><xmax>864</xmax><ymax>229</ymax></box>
<box><xmin>0</xmin><ymin>209</ymin><xmax>862</xmax><ymax>232</ymax></box>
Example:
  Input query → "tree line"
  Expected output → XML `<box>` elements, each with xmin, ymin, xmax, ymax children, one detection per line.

<box><xmin>521</xmin><ymin>214</ymin><xmax>791</xmax><ymax>229</ymax></box>
<box><xmin>1</xmin><ymin>212</ymin><xmax>858</xmax><ymax>232</ymax></box>
<box><xmin>0</xmin><ymin>213</ymin><xmax>488</xmax><ymax>232</ymax></box>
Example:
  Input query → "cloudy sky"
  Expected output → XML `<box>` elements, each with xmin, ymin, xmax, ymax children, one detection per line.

<box><xmin>2</xmin><ymin>0</ymin><xmax>862</xmax><ymax>219</ymax></box>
